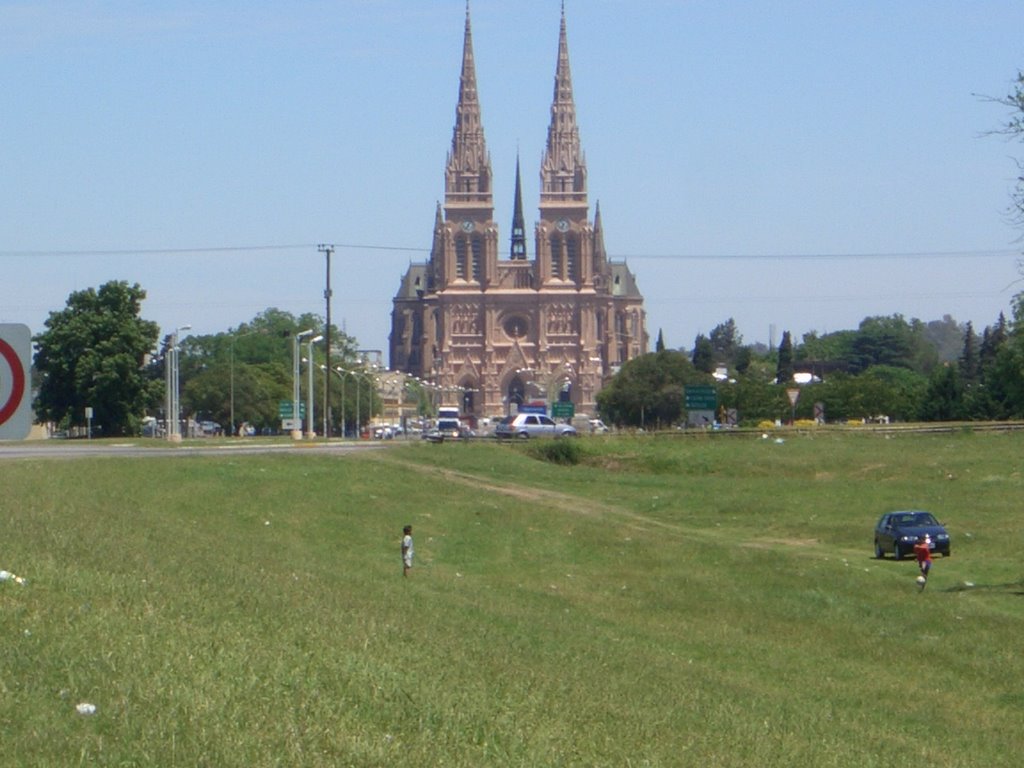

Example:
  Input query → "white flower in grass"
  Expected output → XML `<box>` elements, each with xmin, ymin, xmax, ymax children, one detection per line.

<box><xmin>75</xmin><ymin>702</ymin><xmax>97</xmax><ymax>716</ymax></box>
<box><xmin>0</xmin><ymin>570</ymin><xmax>10</xmax><ymax>581</ymax></box>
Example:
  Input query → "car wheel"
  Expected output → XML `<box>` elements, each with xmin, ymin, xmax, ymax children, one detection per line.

<box><xmin>874</xmin><ymin>541</ymin><xmax>885</xmax><ymax>559</ymax></box>
<box><xmin>892</xmin><ymin>542</ymin><xmax>903</xmax><ymax>561</ymax></box>
<box><xmin>517</xmin><ymin>431</ymin><xmax>529</xmax><ymax>439</ymax></box>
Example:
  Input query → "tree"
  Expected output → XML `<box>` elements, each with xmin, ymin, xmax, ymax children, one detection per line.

<box><xmin>691</xmin><ymin>334</ymin><xmax>714</xmax><ymax>374</ymax></box>
<box><xmin>989</xmin><ymin>70</ymin><xmax>1024</xmax><ymax>227</ymax></box>
<box><xmin>33</xmin><ymin>281</ymin><xmax>161</xmax><ymax>436</ymax></box>
<box><xmin>709</xmin><ymin>318</ymin><xmax>742</xmax><ymax>364</ymax></box>
<box><xmin>596</xmin><ymin>350</ymin><xmax>702</xmax><ymax>428</ymax></box>
<box><xmin>176</xmin><ymin>308</ymin><xmax>359</xmax><ymax>435</ymax></box>
<box><xmin>959</xmin><ymin>321</ymin><xmax>980</xmax><ymax>385</ymax></box>
<box><xmin>917</xmin><ymin>364</ymin><xmax>964</xmax><ymax>421</ymax></box>
<box><xmin>734</xmin><ymin>346</ymin><xmax>753</xmax><ymax>376</ymax></box>
<box><xmin>775</xmin><ymin>330</ymin><xmax>794</xmax><ymax>383</ymax></box>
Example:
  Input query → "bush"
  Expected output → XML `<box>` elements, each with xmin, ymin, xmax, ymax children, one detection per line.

<box><xmin>527</xmin><ymin>437</ymin><xmax>582</xmax><ymax>465</ymax></box>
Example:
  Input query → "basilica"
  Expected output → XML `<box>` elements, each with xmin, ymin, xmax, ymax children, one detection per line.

<box><xmin>389</xmin><ymin>5</ymin><xmax>647</xmax><ymax>422</ymax></box>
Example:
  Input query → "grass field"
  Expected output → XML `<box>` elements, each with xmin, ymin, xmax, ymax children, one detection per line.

<box><xmin>0</xmin><ymin>430</ymin><xmax>1021</xmax><ymax>767</ymax></box>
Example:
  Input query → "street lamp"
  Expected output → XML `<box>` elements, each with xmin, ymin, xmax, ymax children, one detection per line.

<box><xmin>166</xmin><ymin>324</ymin><xmax>191</xmax><ymax>442</ymax></box>
<box><xmin>292</xmin><ymin>329</ymin><xmax>314</xmax><ymax>440</ymax></box>
<box><xmin>335</xmin><ymin>366</ymin><xmax>356</xmax><ymax>438</ymax></box>
<box><xmin>305</xmin><ymin>335</ymin><xmax>323</xmax><ymax>439</ymax></box>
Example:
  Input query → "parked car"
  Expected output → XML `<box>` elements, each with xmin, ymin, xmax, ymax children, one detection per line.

<box><xmin>873</xmin><ymin>510</ymin><xmax>951</xmax><ymax>560</ymax></box>
<box><xmin>494</xmin><ymin>413</ymin><xmax>577</xmax><ymax>439</ymax></box>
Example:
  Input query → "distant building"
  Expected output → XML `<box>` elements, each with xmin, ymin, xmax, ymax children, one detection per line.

<box><xmin>389</xmin><ymin>6</ymin><xmax>647</xmax><ymax>420</ymax></box>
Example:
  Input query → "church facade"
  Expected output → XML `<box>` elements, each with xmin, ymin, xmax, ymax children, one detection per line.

<box><xmin>389</xmin><ymin>6</ymin><xmax>647</xmax><ymax>422</ymax></box>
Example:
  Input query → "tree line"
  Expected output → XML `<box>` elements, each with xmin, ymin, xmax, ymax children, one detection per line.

<box><xmin>31</xmin><ymin>286</ymin><xmax>385</xmax><ymax>437</ymax></box>
<box><xmin>597</xmin><ymin>306</ymin><xmax>1024</xmax><ymax>428</ymax></box>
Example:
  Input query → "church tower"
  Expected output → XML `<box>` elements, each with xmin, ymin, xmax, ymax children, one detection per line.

<box><xmin>536</xmin><ymin>6</ymin><xmax>592</xmax><ymax>288</ymax></box>
<box><xmin>390</xmin><ymin>5</ymin><xmax>648</xmax><ymax>424</ymax></box>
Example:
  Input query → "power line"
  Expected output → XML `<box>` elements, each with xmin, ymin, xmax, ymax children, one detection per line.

<box><xmin>0</xmin><ymin>243</ymin><xmax>1018</xmax><ymax>260</ymax></box>
<box><xmin>618</xmin><ymin>248</ymin><xmax>1021</xmax><ymax>261</ymax></box>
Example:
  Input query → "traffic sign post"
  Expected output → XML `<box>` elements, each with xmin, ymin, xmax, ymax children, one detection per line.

<box><xmin>787</xmin><ymin>388</ymin><xmax>801</xmax><ymax>424</ymax></box>
<box><xmin>0</xmin><ymin>324</ymin><xmax>32</xmax><ymax>440</ymax></box>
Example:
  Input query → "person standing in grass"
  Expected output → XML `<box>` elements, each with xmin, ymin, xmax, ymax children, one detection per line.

<box><xmin>914</xmin><ymin>534</ymin><xmax>933</xmax><ymax>590</ymax></box>
<box><xmin>402</xmin><ymin>525</ymin><xmax>414</xmax><ymax>577</ymax></box>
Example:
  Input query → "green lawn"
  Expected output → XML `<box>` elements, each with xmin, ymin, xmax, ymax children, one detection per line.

<box><xmin>0</xmin><ymin>430</ymin><xmax>1021</xmax><ymax>766</ymax></box>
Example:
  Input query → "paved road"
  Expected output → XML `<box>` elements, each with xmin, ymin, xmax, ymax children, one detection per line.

<box><xmin>0</xmin><ymin>440</ymin><xmax>391</xmax><ymax>460</ymax></box>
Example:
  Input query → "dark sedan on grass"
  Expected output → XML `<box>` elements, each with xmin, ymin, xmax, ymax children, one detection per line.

<box><xmin>874</xmin><ymin>510</ymin><xmax>951</xmax><ymax>560</ymax></box>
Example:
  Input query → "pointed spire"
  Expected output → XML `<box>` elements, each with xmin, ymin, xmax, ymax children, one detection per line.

<box><xmin>446</xmin><ymin>1</ymin><xmax>492</xmax><ymax>205</ymax></box>
<box><xmin>593</xmin><ymin>199</ymin><xmax>607</xmax><ymax>269</ymax></box>
<box><xmin>510</xmin><ymin>153</ymin><xmax>527</xmax><ymax>260</ymax></box>
<box><xmin>540</xmin><ymin>3</ymin><xmax>587</xmax><ymax>207</ymax></box>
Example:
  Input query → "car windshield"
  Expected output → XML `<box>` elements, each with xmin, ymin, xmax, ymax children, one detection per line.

<box><xmin>894</xmin><ymin>512</ymin><xmax>938</xmax><ymax>526</ymax></box>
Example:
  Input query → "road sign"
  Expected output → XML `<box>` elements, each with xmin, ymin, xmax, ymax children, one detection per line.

<box><xmin>551</xmin><ymin>401</ymin><xmax>575</xmax><ymax>419</ymax></box>
<box><xmin>0</xmin><ymin>324</ymin><xmax>32</xmax><ymax>440</ymax></box>
<box><xmin>278</xmin><ymin>401</ymin><xmax>306</xmax><ymax>419</ymax></box>
<box><xmin>518</xmin><ymin>402</ymin><xmax>547</xmax><ymax>415</ymax></box>
<box><xmin>684</xmin><ymin>385</ymin><xmax>717</xmax><ymax>411</ymax></box>
<box><xmin>786</xmin><ymin>388</ymin><xmax>801</xmax><ymax>406</ymax></box>
<box><xmin>281</xmin><ymin>418</ymin><xmax>301</xmax><ymax>431</ymax></box>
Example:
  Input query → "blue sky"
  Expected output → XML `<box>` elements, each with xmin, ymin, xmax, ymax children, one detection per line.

<box><xmin>2</xmin><ymin>0</ymin><xmax>1023</xmax><ymax>356</ymax></box>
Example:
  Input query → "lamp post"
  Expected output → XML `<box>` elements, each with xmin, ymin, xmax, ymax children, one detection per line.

<box><xmin>305</xmin><ymin>335</ymin><xmax>323</xmax><ymax>439</ymax></box>
<box><xmin>166</xmin><ymin>324</ymin><xmax>191</xmax><ymax>442</ymax></box>
<box><xmin>320</xmin><ymin>364</ymin><xmax>329</xmax><ymax>438</ymax></box>
<box><xmin>329</xmin><ymin>365</ymin><xmax>350</xmax><ymax>438</ymax></box>
<box><xmin>229</xmin><ymin>328</ymin><xmax>262</xmax><ymax>437</ymax></box>
<box><xmin>292</xmin><ymin>329</ymin><xmax>314</xmax><ymax>440</ymax></box>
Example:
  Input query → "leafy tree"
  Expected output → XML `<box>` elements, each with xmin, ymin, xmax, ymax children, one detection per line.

<box><xmin>717</xmin><ymin>358</ymin><xmax>785</xmax><ymax>425</ymax></box>
<box><xmin>175</xmin><ymin>308</ymin><xmax>361</xmax><ymax>435</ymax></box>
<box><xmin>988</xmin><ymin>296</ymin><xmax>1024</xmax><ymax>417</ymax></box>
<box><xmin>924</xmin><ymin>315</ymin><xmax>965</xmax><ymax>363</ymax></box>
<box><xmin>850</xmin><ymin>315</ymin><xmax>937</xmax><ymax>375</ymax></box>
<box><xmin>709</xmin><ymin>318</ymin><xmax>742</xmax><ymax>363</ymax></box>
<box><xmin>596</xmin><ymin>350</ymin><xmax>702</xmax><ymax>428</ymax></box>
<box><xmin>734</xmin><ymin>346</ymin><xmax>753</xmax><ymax>376</ymax></box>
<box><xmin>33</xmin><ymin>281</ymin><xmax>161</xmax><ymax>436</ymax></box>
<box><xmin>798</xmin><ymin>330</ymin><xmax>857</xmax><ymax>368</ymax></box>
<box><xmin>691</xmin><ymin>334</ymin><xmax>714</xmax><ymax>374</ymax></box>
<box><xmin>917</xmin><ymin>364</ymin><xmax>964</xmax><ymax>421</ymax></box>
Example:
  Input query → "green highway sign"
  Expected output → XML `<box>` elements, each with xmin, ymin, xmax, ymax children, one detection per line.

<box><xmin>551</xmin><ymin>401</ymin><xmax>575</xmax><ymax>419</ymax></box>
<box><xmin>684</xmin><ymin>385</ymin><xmax>717</xmax><ymax>411</ymax></box>
<box><xmin>278</xmin><ymin>401</ymin><xmax>306</xmax><ymax>419</ymax></box>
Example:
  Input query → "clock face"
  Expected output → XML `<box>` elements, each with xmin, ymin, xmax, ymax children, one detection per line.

<box><xmin>555</xmin><ymin>218</ymin><xmax>570</xmax><ymax>232</ymax></box>
<box><xmin>460</xmin><ymin>220</ymin><xmax>475</xmax><ymax>233</ymax></box>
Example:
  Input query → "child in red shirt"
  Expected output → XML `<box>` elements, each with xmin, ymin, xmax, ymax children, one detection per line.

<box><xmin>913</xmin><ymin>534</ymin><xmax>933</xmax><ymax>590</ymax></box>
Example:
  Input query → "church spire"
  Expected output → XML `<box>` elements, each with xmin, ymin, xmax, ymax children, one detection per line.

<box><xmin>445</xmin><ymin>2</ymin><xmax>492</xmax><ymax>206</ymax></box>
<box><xmin>539</xmin><ymin>2</ymin><xmax>587</xmax><ymax>208</ymax></box>
<box><xmin>510</xmin><ymin>153</ymin><xmax>527</xmax><ymax>260</ymax></box>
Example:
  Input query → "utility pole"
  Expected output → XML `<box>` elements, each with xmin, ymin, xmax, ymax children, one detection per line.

<box><xmin>319</xmin><ymin>244</ymin><xmax>334</xmax><ymax>438</ymax></box>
